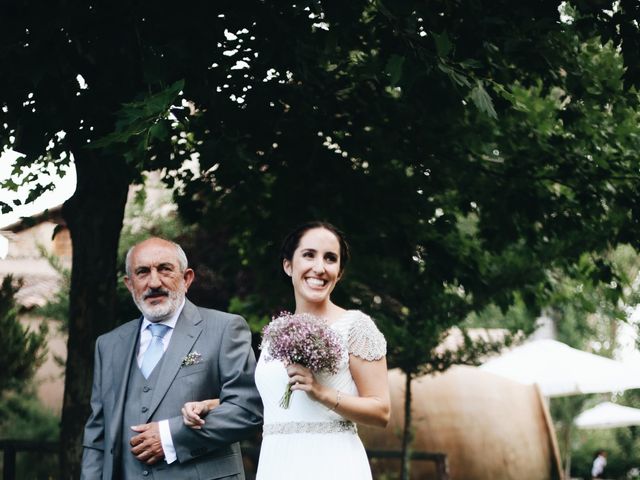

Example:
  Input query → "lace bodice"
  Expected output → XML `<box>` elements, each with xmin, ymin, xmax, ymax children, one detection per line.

<box><xmin>332</xmin><ymin>310</ymin><xmax>386</xmax><ymax>361</ymax></box>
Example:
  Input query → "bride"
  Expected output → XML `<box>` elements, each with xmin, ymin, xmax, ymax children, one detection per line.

<box><xmin>183</xmin><ymin>221</ymin><xmax>390</xmax><ymax>479</ymax></box>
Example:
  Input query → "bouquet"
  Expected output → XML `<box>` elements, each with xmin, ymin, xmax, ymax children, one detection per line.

<box><xmin>261</xmin><ymin>312</ymin><xmax>344</xmax><ymax>408</ymax></box>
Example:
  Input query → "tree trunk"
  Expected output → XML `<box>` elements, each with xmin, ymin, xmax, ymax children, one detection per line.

<box><xmin>563</xmin><ymin>422</ymin><xmax>572</xmax><ymax>480</ymax></box>
<box><xmin>400</xmin><ymin>371</ymin><xmax>413</xmax><ymax>480</ymax></box>
<box><xmin>59</xmin><ymin>152</ymin><xmax>131</xmax><ymax>479</ymax></box>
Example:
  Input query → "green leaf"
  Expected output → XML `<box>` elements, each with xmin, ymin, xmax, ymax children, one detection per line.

<box><xmin>432</xmin><ymin>31</ymin><xmax>453</xmax><ymax>58</ymax></box>
<box><xmin>149</xmin><ymin>120</ymin><xmax>170</xmax><ymax>142</ymax></box>
<box><xmin>438</xmin><ymin>62</ymin><xmax>470</xmax><ymax>87</ymax></box>
<box><xmin>2</xmin><ymin>178</ymin><xmax>19</xmax><ymax>191</ymax></box>
<box><xmin>470</xmin><ymin>80</ymin><xmax>497</xmax><ymax>119</ymax></box>
<box><xmin>385</xmin><ymin>54</ymin><xmax>405</xmax><ymax>86</ymax></box>
<box><xmin>88</xmin><ymin>79</ymin><xmax>185</xmax><ymax>151</ymax></box>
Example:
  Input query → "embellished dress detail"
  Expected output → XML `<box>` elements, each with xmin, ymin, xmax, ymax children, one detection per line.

<box><xmin>255</xmin><ymin>310</ymin><xmax>386</xmax><ymax>480</ymax></box>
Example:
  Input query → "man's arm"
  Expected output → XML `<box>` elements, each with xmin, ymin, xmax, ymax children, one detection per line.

<box><xmin>168</xmin><ymin>314</ymin><xmax>263</xmax><ymax>462</ymax></box>
<box><xmin>81</xmin><ymin>336</ymin><xmax>106</xmax><ymax>479</ymax></box>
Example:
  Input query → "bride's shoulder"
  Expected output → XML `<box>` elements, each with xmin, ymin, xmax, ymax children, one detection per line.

<box><xmin>341</xmin><ymin>310</ymin><xmax>387</xmax><ymax>361</ymax></box>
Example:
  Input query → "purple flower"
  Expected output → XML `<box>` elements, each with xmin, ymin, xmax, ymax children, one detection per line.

<box><xmin>261</xmin><ymin>312</ymin><xmax>344</xmax><ymax>408</ymax></box>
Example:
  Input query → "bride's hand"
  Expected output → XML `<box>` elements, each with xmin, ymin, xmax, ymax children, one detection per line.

<box><xmin>182</xmin><ymin>399</ymin><xmax>220</xmax><ymax>429</ymax></box>
<box><xmin>286</xmin><ymin>364</ymin><xmax>327</xmax><ymax>402</ymax></box>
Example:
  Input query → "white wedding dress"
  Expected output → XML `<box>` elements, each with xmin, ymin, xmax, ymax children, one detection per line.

<box><xmin>254</xmin><ymin>310</ymin><xmax>387</xmax><ymax>480</ymax></box>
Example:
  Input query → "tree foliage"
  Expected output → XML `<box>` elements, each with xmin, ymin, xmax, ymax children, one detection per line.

<box><xmin>167</xmin><ymin>5</ymin><xmax>640</xmax><ymax>477</ymax></box>
<box><xmin>162</xmin><ymin>3</ymin><xmax>640</xmax><ymax>373</ymax></box>
<box><xmin>0</xmin><ymin>276</ymin><xmax>48</xmax><ymax>394</ymax></box>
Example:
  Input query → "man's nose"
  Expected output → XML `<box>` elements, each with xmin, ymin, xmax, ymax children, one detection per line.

<box><xmin>148</xmin><ymin>268</ymin><xmax>162</xmax><ymax>287</ymax></box>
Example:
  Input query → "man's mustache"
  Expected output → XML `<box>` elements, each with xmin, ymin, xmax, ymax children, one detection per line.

<box><xmin>143</xmin><ymin>288</ymin><xmax>170</xmax><ymax>300</ymax></box>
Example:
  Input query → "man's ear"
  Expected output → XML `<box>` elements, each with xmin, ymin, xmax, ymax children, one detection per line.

<box><xmin>183</xmin><ymin>268</ymin><xmax>195</xmax><ymax>290</ymax></box>
<box><xmin>124</xmin><ymin>275</ymin><xmax>133</xmax><ymax>293</ymax></box>
<box><xmin>283</xmin><ymin>259</ymin><xmax>292</xmax><ymax>277</ymax></box>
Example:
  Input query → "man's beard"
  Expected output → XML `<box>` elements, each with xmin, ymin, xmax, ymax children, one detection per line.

<box><xmin>133</xmin><ymin>287</ymin><xmax>184</xmax><ymax>322</ymax></box>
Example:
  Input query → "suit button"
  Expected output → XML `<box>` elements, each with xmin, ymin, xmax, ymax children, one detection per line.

<box><xmin>143</xmin><ymin>386</ymin><xmax>151</xmax><ymax>392</ymax></box>
<box><xmin>141</xmin><ymin>406</ymin><xmax>148</xmax><ymax>413</ymax></box>
<box><xmin>142</xmin><ymin>470</ymin><xmax>149</xmax><ymax>476</ymax></box>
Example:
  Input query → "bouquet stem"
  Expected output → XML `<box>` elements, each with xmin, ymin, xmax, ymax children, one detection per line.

<box><xmin>280</xmin><ymin>384</ymin><xmax>293</xmax><ymax>409</ymax></box>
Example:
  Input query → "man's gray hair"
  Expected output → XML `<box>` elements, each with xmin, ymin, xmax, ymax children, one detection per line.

<box><xmin>125</xmin><ymin>239</ymin><xmax>189</xmax><ymax>276</ymax></box>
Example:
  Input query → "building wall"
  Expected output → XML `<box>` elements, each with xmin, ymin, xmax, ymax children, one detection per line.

<box><xmin>360</xmin><ymin>367</ymin><xmax>563</xmax><ymax>480</ymax></box>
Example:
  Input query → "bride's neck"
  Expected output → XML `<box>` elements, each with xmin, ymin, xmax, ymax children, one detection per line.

<box><xmin>295</xmin><ymin>301</ymin><xmax>345</xmax><ymax>323</ymax></box>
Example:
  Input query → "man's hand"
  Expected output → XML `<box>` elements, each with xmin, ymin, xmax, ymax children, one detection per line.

<box><xmin>130</xmin><ymin>422</ymin><xmax>165</xmax><ymax>465</ymax></box>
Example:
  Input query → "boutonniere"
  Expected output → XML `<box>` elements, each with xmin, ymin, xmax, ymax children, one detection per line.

<box><xmin>181</xmin><ymin>351</ymin><xmax>203</xmax><ymax>367</ymax></box>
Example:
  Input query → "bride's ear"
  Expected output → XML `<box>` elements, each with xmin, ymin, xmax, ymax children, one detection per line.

<box><xmin>283</xmin><ymin>259</ymin><xmax>292</xmax><ymax>277</ymax></box>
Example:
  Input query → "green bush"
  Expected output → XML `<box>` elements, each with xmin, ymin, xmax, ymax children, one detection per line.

<box><xmin>0</xmin><ymin>276</ymin><xmax>48</xmax><ymax>392</ymax></box>
<box><xmin>571</xmin><ymin>427</ymin><xmax>640</xmax><ymax>480</ymax></box>
<box><xmin>0</xmin><ymin>389</ymin><xmax>60</xmax><ymax>479</ymax></box>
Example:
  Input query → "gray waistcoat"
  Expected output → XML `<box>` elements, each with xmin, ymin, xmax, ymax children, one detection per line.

<box><xmin>121</xmin><ymin>353</ymin><xmax>166</xmax><ymax>480</ymax></box>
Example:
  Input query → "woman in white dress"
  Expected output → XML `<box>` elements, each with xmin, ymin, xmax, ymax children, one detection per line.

<box><xmin>183</xmin><ymin>221</ymin><xmax>390</xmax><ymax>479</ymax></box>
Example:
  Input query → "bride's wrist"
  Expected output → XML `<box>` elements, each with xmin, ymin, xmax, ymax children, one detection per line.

<box><xmin>319</xmin><ymin>387</ymin><xmax>340</xmax><ymax>410</ymax></box>
<box><xmin>330</xmin><ymin>389</ymin><xmax>342</xmax><ymax>411</ymax></box>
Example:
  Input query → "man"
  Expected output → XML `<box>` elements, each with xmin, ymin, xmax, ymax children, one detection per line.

<box><xmin>591</xmin><ymin>449</ymin><xmax>607</xmax><ymax>479</ymax></box>
<box><xmin>81</xmin><ymin>237</ymin><xmax>263</xmax><ymax>479</ymax></box>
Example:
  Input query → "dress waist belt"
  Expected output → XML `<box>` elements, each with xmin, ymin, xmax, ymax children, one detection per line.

<box><xmin>263</xmin><ymin>420</ymin><xmax>357</xmax><ymax>435</ymax></box>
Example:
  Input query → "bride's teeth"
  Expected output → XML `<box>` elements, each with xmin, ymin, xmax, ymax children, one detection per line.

<box><xmin>307</xmin><ymin>278</ymin><xmax>325</xmax><ymax>286</ymax></box>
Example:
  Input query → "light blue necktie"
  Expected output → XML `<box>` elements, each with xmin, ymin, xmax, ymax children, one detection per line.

<box><xmin>140</xmin><ymin>323</ymin><xmax>171</xmax><ymax>378</ymax></box>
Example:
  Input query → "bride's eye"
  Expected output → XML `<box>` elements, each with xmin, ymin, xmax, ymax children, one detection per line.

<box><xmin>325</xmin><ymin>253</ymin><xmax>338</xmax><ymax>263</ymax></box>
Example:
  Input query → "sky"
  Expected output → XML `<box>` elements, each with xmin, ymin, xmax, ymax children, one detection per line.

<box><xmin>618</xmin><ymin>307</ymin><xmax>640</xmax><ymax>364</ymax></box>
<box><xmin>0</xmin><ymin>150</ymin><xmax>76</xmax><ymax>258</ymax></box>
<box><xmin>0</xmin><ymin>150</ymin><xmax>77</xmax><ymax>229</ymax></box>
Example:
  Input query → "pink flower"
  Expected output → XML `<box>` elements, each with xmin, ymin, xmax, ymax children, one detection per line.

<box><xmin>261</xmin><ymin>312</ymin><xmax>344</xmax><ymax>408</ymax></box>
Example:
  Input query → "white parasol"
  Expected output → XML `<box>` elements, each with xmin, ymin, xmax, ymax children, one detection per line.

<box><xmin>575</xmin><ymin>402</ymin><xmax>640</xmax><ymax>429</ymax></box>
<box><xmin>479</xmin><ymin>339</ymin><xmax>640</xmax><ymax>397</ymax></box>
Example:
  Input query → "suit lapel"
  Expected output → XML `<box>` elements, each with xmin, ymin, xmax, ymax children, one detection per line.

<box><xmin>109</xmin><ymin>318</ymin><xmax>141</xmax><ymax>451</ymax></box>
<box><xmin>145</xmin><ymin>300</ymin><xmax>204</xmax><ymax>422</ymax></box>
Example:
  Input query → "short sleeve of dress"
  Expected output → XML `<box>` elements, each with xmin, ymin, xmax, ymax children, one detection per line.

<box><xmin>348</xmin><ymin>313</ymin><xmax>387</xmax><ymax>361</ymax></box>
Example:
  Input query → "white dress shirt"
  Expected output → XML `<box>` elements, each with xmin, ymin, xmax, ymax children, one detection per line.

<box><xmin>136</xmin><ymin>299</ymin><xmax>185</xmax><ymax>464</ymax></box>
<box><xmin>591</xmin><ymin>454</ymin><xmax>606</xmax><ymax>477</ymax></box>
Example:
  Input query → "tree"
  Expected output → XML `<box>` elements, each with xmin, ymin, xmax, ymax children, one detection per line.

<box><xmin>3</xmin><ymin>1</ymin><xmax>640</xmax><ymax>477</ymax></box>
<box><xmin>0</xmin><ymin>276</ymin><xmax>47</xmax><ymax>394</ymax></box>
<box><xmin>166</xmin><ymin>4</ymin><xmax>640</xmax><ymax>478</ymax></box>
<box><xmin>1</xmin><ymin>3</ymin><xmax>228</xmax><ymax>476</ymax></box>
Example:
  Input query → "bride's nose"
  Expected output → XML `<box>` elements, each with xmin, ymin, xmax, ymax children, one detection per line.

<box><xmin>312</xmin><ymin>258</ymin><xmax>325</xmax><ymax>274</ymax></box>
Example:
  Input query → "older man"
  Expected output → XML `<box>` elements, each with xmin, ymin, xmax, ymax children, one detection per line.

<box><xmin>81</xmin><ymin>237</ymin><xmax>262</xmax><ymax>479</ymax></box>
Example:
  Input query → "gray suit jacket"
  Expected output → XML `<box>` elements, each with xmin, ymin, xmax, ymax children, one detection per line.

<box><xmin>81</xmin><ymin>300</ymin><xmax>263</xmax><ymax>479</ymax></box>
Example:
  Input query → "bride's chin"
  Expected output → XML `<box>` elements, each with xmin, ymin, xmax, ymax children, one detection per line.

<box><xmin>302</xmin><ymin>293</ymin><xmax>331</xmax><ymax>305</ymax></box>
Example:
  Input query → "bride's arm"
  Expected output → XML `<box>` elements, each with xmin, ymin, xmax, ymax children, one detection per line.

<box><xmin>181</xmin><ymin>399</ymin><xmax>221</xmax><ymax>429</ymax></box>
<box><xmin>287</xmin><ymin>356</ymin><xmax>390</xmax><ymax>428</ymax></box>
<box><xmin>344</xmin><ymin>355</ymin><xmax>390</xmax><ymax>427</ymax></box>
